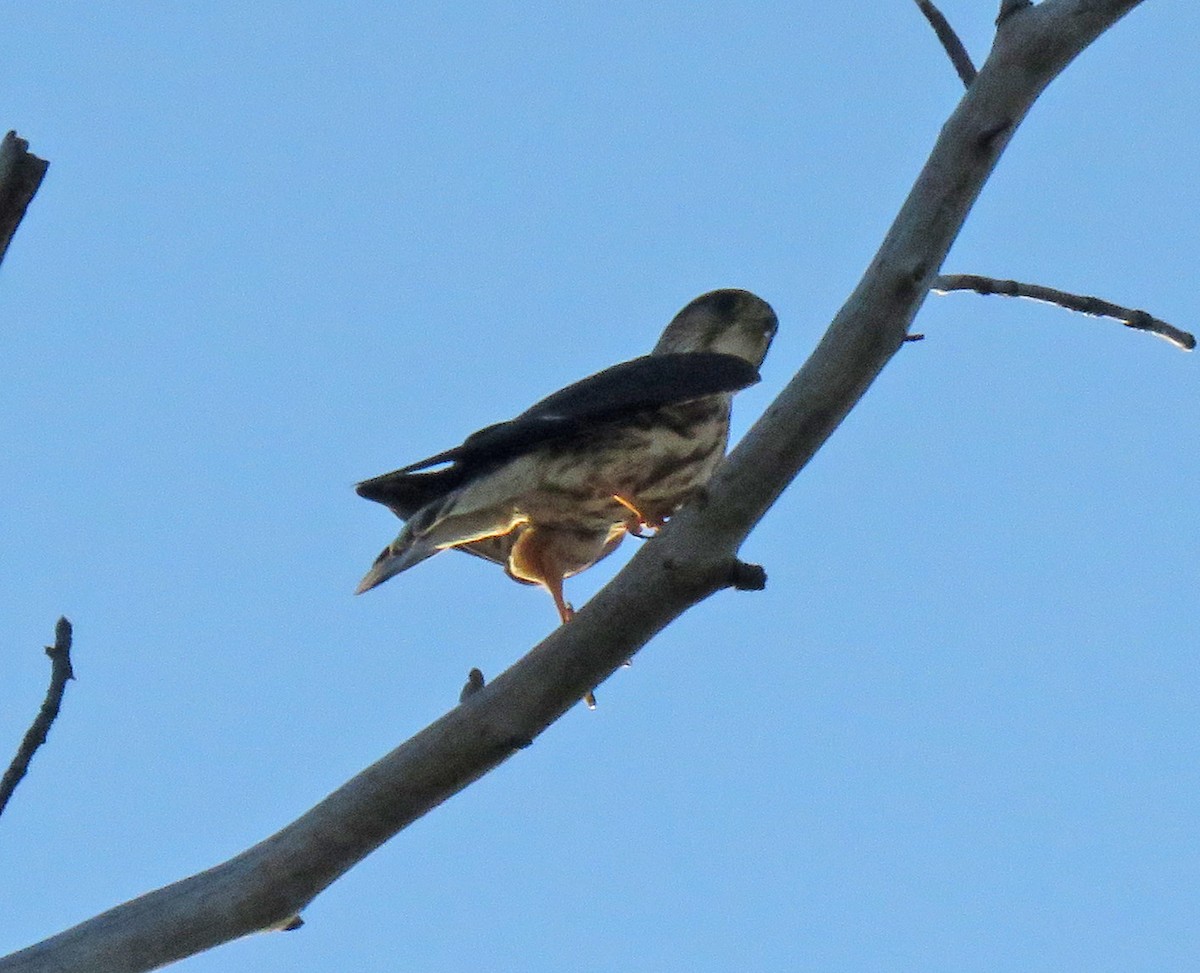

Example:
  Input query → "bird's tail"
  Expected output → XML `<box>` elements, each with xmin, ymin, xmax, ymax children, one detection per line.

<box><xmin>355</xmin><ymin>523</ymin><xmax>441</xmax><ymax>594</ymax></box>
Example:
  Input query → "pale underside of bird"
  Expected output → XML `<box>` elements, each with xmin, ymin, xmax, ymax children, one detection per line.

<box><xmin>355</xmin><ymin>288</ymin><xmax>778</xmax><ymax>634</ymax></box>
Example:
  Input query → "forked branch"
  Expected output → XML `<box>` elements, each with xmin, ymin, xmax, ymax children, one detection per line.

<box><xmin>913</xmin><ymin>3</ymin><xmax>1189</xmax><ymax>352</ymax></box>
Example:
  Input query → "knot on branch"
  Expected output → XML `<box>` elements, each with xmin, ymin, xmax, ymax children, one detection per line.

<box><xmin>977</xmin><ymin>119</ymin><xmax>1015</xmax><ymax>153</ymax></box>
<box><xmin>458</xmin><ymin>668</ymin><xmax>485</xmax><ymax>703</ymax></box>
<box><xmin>727</xmin><ymin>560</ymin><xmax>767</xmax><ymax>592</ymax></box>
<box><xmin>47</xmin><ymin>617</ymin><xmax>75</xmax><ymax>679</ymax></box>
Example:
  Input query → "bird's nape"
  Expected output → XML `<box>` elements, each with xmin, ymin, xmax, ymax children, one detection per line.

<box><xmin>651</xmin><ymin>288</ymin><xmax>777</xmax><ymax>366</ymax></box>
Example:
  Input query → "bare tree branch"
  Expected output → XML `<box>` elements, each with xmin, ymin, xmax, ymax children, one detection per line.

<box><xmin>918</xmin><ymin>1</ymin><xmax>1189</xmax><ymax>352</ymax></box>
<box><xmin>0</xmin><ymin>619</ymin><xmax>74</xmax><ymax>819</ymax></box>
<box><xmin>998</xmin><ymin>0</ymin><xmax>1035</xmax><ymax>24</ymax></box>
<box><xmin>0</xmin><ymin>132</ymin><xmax>49</xmax><ymax>268</ymax></box>
<box><xmin>0</xmin><ymin>2</ymin><xmax>1154</xmax><ymax>971</ymax></box>
<box><xmin>934</xmin><ymin>273</ymin><xmax>1196</xmax><ymax>350</ymax></box>
<box><xmin>915</xmin><ymin>0</ymin><xmax>978</xmax><ymax>86</ymax></box>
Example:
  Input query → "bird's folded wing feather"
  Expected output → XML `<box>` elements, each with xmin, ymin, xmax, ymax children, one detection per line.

<box><xmin>393</xmin><ymin>352</ymin><xmax>760</xmax><ymax>474</ymax></box>
<box><xmin>355</xmin><ymin>467</ymin><xmax>461</xmax><ymax>517</ymax></box>
<box><xmin>355</xmin><ymin>351</ymin><xmax>758</xmax><ymax>571</ymax></box>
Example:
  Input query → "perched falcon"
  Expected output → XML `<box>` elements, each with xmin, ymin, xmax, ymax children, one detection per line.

<box><xmin>355</xmin><ymin>288</ymin><xmax>777</xmax><ymax>625</ymax></box>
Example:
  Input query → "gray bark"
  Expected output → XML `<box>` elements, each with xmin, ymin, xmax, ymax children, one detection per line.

<box><xmin>0</xmin><ymin>2</ymin><xmax>1149</xmax><ymax>971</ymax></box>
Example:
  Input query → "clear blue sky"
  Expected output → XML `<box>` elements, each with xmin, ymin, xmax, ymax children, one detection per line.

<box><xmin>2</xmin><ymin>3</ymin><xmax>1197</xmax><ymax>971</ymax></box>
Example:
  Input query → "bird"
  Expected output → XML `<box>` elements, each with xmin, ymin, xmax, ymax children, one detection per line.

<box><xmin>354</xmin><ymin>288</ymin><xmax>777</xmax><ymax>628</ymax></box>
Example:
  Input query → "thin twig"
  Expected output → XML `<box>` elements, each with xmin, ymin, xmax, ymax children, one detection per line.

<box><xmin>933</xmin><ymin>273</ymin><xmax>1196</xmax><ymax>351</ymax></box>
<box><xmin>0</xmin><ymin>618</ymin><xmax>75</xmax><ymax>819</ymax></box>
<box><xmin>914</xmin><ymin>0</ymin><xmax>977</xmax><ymax>86</ymax></box>
<box><xmin>0</xmin><ymin>131</ymin><xmax>50</xmax><ymax>268</ymax></box>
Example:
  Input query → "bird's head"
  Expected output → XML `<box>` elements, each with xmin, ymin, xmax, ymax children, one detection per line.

<box><xmin>652</xmin><ymin>288</ymin><xmax>778</xmax><ymax>368</ymax></box>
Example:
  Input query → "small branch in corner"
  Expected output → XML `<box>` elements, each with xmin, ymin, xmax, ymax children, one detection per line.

<box><xmin>932</xmin><ymin>274</ymin><xmax>1196</xmax><ymax>351</ymax></box>
<box><xmin>913</xmin><ymin>0</ymin><xmax>977</xmax><ymax>87</ymax></box>
<box><xmin>0</xmin><ymin>618</ymin><xmax>75</xmax><ymax>820</ymax></box>
<box><xmin>0</xmin><ymin>131</ymin><xmax>50</xmax><ymax>268</ymax></box>
<box><xmin>728</xmin><ymin>560</ymin><xmax>767</xmax><ymax>592</ymax></box>
<box><xmin>264</xmin><ymin>914</ymin><xmax>305</xmax><ymax>933</ymax></box>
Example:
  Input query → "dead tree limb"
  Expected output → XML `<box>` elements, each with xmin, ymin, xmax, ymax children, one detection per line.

<box><xmin>917</xmin><ymin>1</ymin><xmax>1189</xmax><ymax>352</ymax></box>
<box><xmin>0</xmin><ymin>3</ymin><xmax>1154</xmax><ymax>971</ymax></box>
<box><xmin>999</xmin><ymin>0</ymin><xmax>1035</xmax><ymax>25</ymax></box>
<box><xmin>915</xmin><ymin>0</ymin><xmax>978</xmax><ymax>86</ymax></box>
<box><xmin>0</xmin><ymin>132</ymin><xmax>49</xmax><ymax>268</ymax></box>
<box><xmin>0</xmin><ymin>619</ymin><xmax>75</xmax><ymax>819</ymax></box>
<box><xmin>934</xmin><ymin>274</ymin><xmax>1196</xmax><ymax>349</ymax></box>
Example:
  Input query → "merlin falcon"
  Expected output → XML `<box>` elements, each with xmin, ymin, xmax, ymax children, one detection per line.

<box><xmin>355</xmin><ymin>288</ymin><xmax>777</xmax><ymax>625</ymax></box>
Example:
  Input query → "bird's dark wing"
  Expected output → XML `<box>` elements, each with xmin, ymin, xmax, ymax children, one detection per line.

<box><xmin>396</xmin><ymin>351</ymin><xmax>759</xmax><ymax>474</ymax></box>
<box><xmin>355</xmin><ymin>467</ymin><xmax>464</xmax><ymax>518</ymax></box>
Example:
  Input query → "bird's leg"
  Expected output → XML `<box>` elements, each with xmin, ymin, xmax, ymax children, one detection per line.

<box><xmin>611</xmin><ymin>494</ymin><xmax>648</xmax><ymax>536</ymax></box>
<box><xmin>510</xmin><ymin>527</ymin><xmax>574</xmax><ymax>621</ymax></box>
<box><xmin>538</xmin><ymin>566</ymin><xmax>598</xmax><ymax>709</ymax></box>
<box><xmin>546</xmin><ymin>576</ymin><xmax>575</xmax><ymax>626</ymax></box>
<box><xmin>509</xmin><ymin>528</ymin><xmax>596</xmax><ymax>708</ymax></box>
<box><xmin>611</xmin><ymin>494</ymin><xmax>667</xmax><ymax>538</ymax></box>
